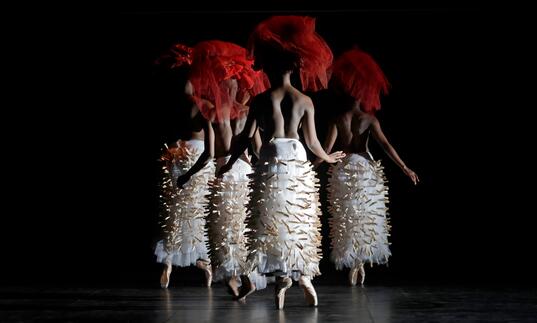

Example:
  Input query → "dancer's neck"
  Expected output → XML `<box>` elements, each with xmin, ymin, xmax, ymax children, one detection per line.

<box><xmin>268</xmin><ymin>71</ymin><xmax>293</xmax><ymax>89</ymax></box>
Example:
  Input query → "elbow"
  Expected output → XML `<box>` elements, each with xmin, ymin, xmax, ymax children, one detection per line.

<box><xmin>306</xmin><ymin>139</ymin><xmax>320</xmax><ymax>152</ymax></box>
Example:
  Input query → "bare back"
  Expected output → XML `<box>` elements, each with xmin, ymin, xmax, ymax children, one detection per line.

<box><xmin>334</xmin><ymin>110</ymin><xmax>376</xmax><ymax>154</ymax></box>
<box><xmin>212</xmin><ymin>117</ymin><xmax>248</xmax><ymax>158</ymax></box>
<box><xmin>220</xmin><ymin>77</ymin><xmax>344</xmax><ymax>172</ymax></box>
<box><xmin>205</xmin><ymin>77</ymin><xmax>250</xmax><ymax>158</ymax></box>
<box><xmin>254</xmin><ymin>86</ymin><xmax>312</xmax><ymax>144</ymax></box>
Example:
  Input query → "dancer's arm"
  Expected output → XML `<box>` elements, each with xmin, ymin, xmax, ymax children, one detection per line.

<box><xmin>251</xmin><ymin>128</ymin><xmax>262</xmax><ymax>159</ymax></box>
<box><xmin>217</xmin><ymin>99</ymin><xmax>258</xmax><ymax>176</ymax></box>
<box><xmin>302</xmin><ymin>102</ymin><xmax>345</xmax><ymax>164</ymax></box>
<box><xmin>370</xmin><ymin>117</ymin><xmax>419</xmax><ymax>185</ymax></box>
<box><xmin>313</xmin><ymin>122</ymin><xmax>338</xmax><ymax>168</ymax></box>
<box><xmin>176</xmin><ymin>119</ymin><xmax>215</xmax><ymax>188</ymax></box>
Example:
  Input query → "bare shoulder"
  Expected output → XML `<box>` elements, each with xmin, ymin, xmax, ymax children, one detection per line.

<box><xmin>367</xmin><ymin>114</ymin><xmax>381</xmax><ymax>130</ymax></box>
<box><xmin>296</xmin><ymin>91</ymin><xmax>314</xmax><ymax>110</ymax></box>
<box><xmin>361</xmin><ymin>112</ymin><xmax>378</xmax><ymax>124</ymax></box>
<box><xmin>353</xmin><ymin>112</ymin><xmax>379</xmax><ymax>132</ymax></box>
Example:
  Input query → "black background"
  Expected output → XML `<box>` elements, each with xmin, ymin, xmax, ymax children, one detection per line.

<box><xmin>4</xmin><ymin>3</ymin><xmax>533</xmax><ymax>288</ymax></box>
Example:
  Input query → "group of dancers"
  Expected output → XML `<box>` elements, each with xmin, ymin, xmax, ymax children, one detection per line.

<box><xmin>153</xmin><ymin>15</ymin><xmax>419</xmax><ymax>309</ymax></box>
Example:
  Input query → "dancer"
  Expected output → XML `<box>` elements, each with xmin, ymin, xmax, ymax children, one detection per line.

<box><xmin>153</xmin><ymin>43</ymin><xmax>215</xmax><ymax>289</ymax></box>
<box><xmin>176</xmin><ymin>40</ymin><xmax>268</xmax><ymax>297</ymax></box>
<box><xmin>219</xmin><ymin>16</ymin><xmax>345</xmax><ymax>309</ymax></box>
<box><xmin>316</xmin><ymin>48</ymin><xmax>418</xmax><ymax>286</ymax></box>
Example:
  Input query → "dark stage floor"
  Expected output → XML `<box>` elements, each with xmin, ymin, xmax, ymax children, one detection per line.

<box><xmin>1</xmin><ymin>284</ymin><xmax>536</xmax><ymax>322</ymax></box>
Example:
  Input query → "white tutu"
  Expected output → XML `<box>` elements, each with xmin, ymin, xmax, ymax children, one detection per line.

<box><xmin>327</xmin><ymin>153</ymin><xmax>391</xmax><ymax>269</ymax></box>
<box><xmin>247</xmin><ymin>138</ymin><xmax>323</xmax><ymax>279</ymax></box>
<box><xmin>207</xmin><ymin>157</ymin><xmax>252</xmax><ymax>278</ymax></box>
<box><xmin>155</xmin><ymin>139</ymin><xmax>215</xmax><ymax>267</ymax></box>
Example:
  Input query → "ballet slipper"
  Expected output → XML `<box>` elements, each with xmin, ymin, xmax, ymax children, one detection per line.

<box><xmin>237</xmin><ymin>275</ymin><xmax>256</xmax><ymax>301</ymax></box>
<box><xmin>299</xmin><ymin>275</ymin><xmax>318</xmax><ymax>307</ymax></box>
<box><xmin>196</xmin><ymin>259</ymin><xmax>212</xmax><ymax>287</ymax></box>
<box><xmin>227</xmin><ymin>276</ymin><xmax>240</xmax><ymax>297</ymax></box>
<box><xmin>275</xmin><ymin>276</ymin><xmax>292</xmax><ymax>309</ymax></box>
<box><xmin>160</xmin><ymin>262</ymin><xmax>172</xmax><ymax>289</ymax></box>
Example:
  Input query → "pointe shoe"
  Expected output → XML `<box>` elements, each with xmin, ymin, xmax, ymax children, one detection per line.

<box><xmin>160</xmin><ymin>264</ymin><xmax>172</xmax><ymax>289</ymax></box>
<box><xmin>299</xmin><ymin>276</ymin><xmax>318</xmax><ymax>307</ymax></box>
<box><xmin>196</xmin><ymin>260</ymin><xmax>212</xmax><ymax>287</ymax></box>
<box><xmin>237</xmin><ymin>275</ymin><xmax>256</xmax><ymax>301</ymax></box>
<box><xmin>358</xmin><ymin>263</ymin><xmax>365</xmax><ymax>286</ymax></box>
<box><xmin>227</xmin><ymin>277</ymin><xmax>240</xmax><ymax>298</ymax></box>
<box><xmin>349</xmin><ymin>267</ymin><xmax>358</xmax><ymax>286</ymax></box>
<box><xmin>275</xmin><ymin>276</ymin><xmax>292</xmax><ymax>309</ymax></box>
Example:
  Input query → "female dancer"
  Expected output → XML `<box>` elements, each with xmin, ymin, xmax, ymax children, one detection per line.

<box><xmin>317</xmin><ymin>48</ymin><xmax>418</xmax><ymax>286</ymax></box>
<box><xmin>176</xmin><ymin>40</ymin><xmax>268</xmax><ymax>297</ymax></box>
<box><xmin>153</xmin><ymin>43</ymin><xmax>215</xmax><ymax>288</ymax></box>
<box><xmin>219</xmin><ymin>16</ymin><xmax>344</xmax><ymax>309</ymax></box>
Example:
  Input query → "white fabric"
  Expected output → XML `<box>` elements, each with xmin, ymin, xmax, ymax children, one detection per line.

<box><xmin>327</xmin><ymin>153</ymin><xmax>391</xmax><ymax>269</ymax></box>
<box><xmin>155</xmin><ymin>139</ymin><xmax>215</xmax><ymax>267</ymax></box>
<box><xmin>208</xmin><ymin>156</ymin><xmax>267</xmax><ymax>290</ymax></box>
<box><xmin>247</xmin><ymin>138</ymin><xmax>323</xmax><ymax>279</ymax></box>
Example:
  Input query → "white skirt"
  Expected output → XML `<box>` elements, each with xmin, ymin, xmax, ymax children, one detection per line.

<box><xmin>155</xmin><ymin>139</ymin><xmax>215</xmax><ymax>267</ymax></box>
<box><xmin>208</xmin><ymin>157</ymin><xmax>252</xmax><ymax>279</ymax></box>
<box><xmin>247</xmin><ymin>138</ymin><xmax>323</xmax><ymax>279</ymax></box>
<box><xmin>327</xmin><ymin>153</ymin><xmax>391</xmax><ymax>269</ymax></box>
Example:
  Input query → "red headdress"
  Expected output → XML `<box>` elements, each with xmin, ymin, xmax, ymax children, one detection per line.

<box><xmin>154</xmin><ymin>43</ymin><xmax>193</xmax><ymax>69</ymax></box>
<box><xmin>189</xmin><ymin>40</ymin><xmax>268</xmax><ymax>122</ymax></box>
<box><xmin>331</xmin><ymin>48</ymin><xmax>390</xmax><ymax>113</ymax></box>
<box><xmin>248</xmin><ymin>15</ymin><xmax>333</xmax><ymax>92</ymax></box>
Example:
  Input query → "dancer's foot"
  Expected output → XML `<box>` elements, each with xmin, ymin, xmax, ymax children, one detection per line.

<box><xmin>275</xmin><ymin>276</ymin><xmax>292</xmax><ymax>309</ymax></box>
<box><xmin>227</xmin><ymin>276</ymin><xmax>240</xmax><ymax>298</ymax></box>
<box><xmin>196</xmin><ymin>260</ymin><xmax>212</xmax><ymax>287</ymax></box>
<box><xmin>358</xmin><ymin>263</ymin><xmax>365</xmax><ymax>286</ymax></box>
<box><xmin>299</xmin><ymin>275</ymin><xmax>318</xmax><ymax>307</ymax></box>
<box><xmin>349</xmin><ymin>267</ymin><xmax>358</xmax><ymax>286</ymax></box>
<box><xmin>237</xmin><ymin>275</ymin><xmax>256</xmax><ymax>301</ymax></box>
<box><xmin>160</xmin><ymin>263</ymin><xmax>172</xmax><ymax>289</ymax></box>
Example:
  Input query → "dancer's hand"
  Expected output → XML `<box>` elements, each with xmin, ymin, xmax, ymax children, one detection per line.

<box><xmin>325</xmin><ymin>151</ymin><xmax>345</xmax><ymax>164</ymax></box>
<box><xmin>176</xmin><ymin>174</ymin><xmax>191</xmax><ymax>189</ymax></box>
<box><xmin>403</xmin><ymin>167</ymin><xmax>419</xmax><ymax>185</ymax></box>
